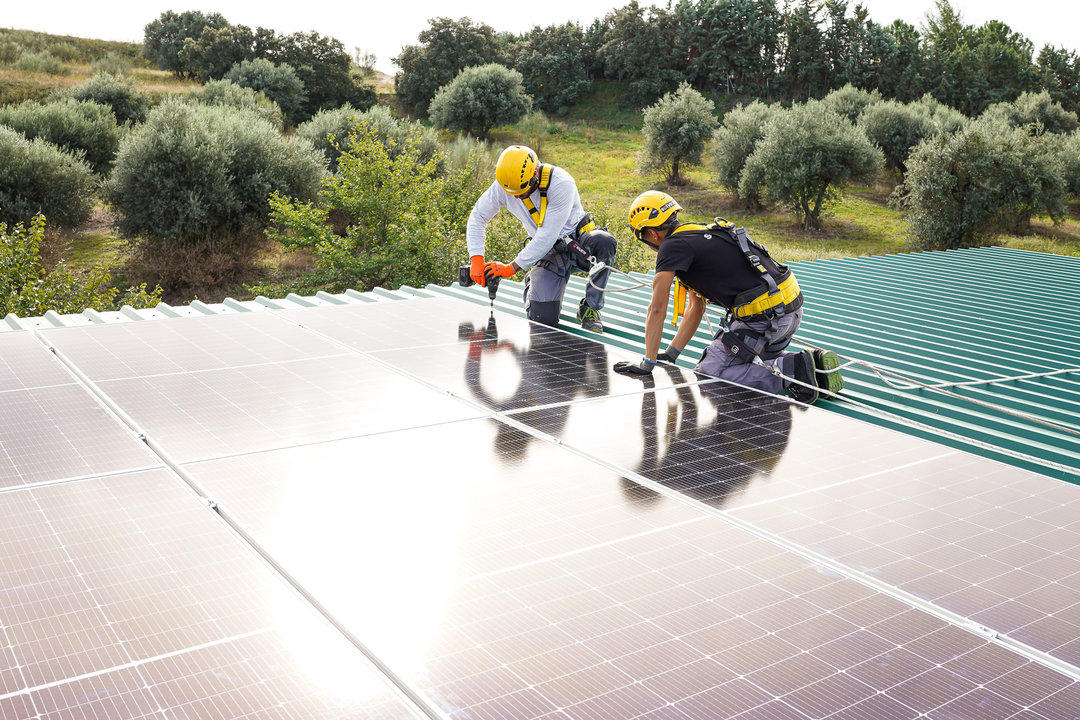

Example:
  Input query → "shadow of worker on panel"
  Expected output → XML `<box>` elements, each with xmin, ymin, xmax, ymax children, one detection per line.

<box><xmin>458</xmin><ymin>315</ymin><xmax>610</xmax><ymax>464</ymax></box>
<box><xmin>622</xmin><ymin>365</ymin><xmax>796</xmax><ymax>510</ymax></box>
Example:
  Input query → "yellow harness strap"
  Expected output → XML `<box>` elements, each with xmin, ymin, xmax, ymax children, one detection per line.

<box><xmin>734</xmin><ymin>273</ymin><xmax>801</xmax><ymax>319</ymax></box>
<box><xmin>520</xmin><ymin>165</ymin><xmax>553</xmax><ymax>227</ymax></box>
<box><xmin>672</xmin><ymin>279</ymin><xmax>686</xmax><ymax>328</ymax></box>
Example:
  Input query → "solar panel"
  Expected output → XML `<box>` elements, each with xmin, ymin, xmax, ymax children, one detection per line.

<box><xmin>39</xmin><ymin>312</ymin><xmax>347</xmax><ymax>382</ymax></box>
<box><xmin>0</xmin><ymin>333</ymin><xmax>159</xmax><ymax>488</ymax></box>
<box><xmin>506</xmin><ymin>371</ymin><xmax>1080</xmax><ymax>670</ymax></box>
<box><xmin>0</xmin><ymin>469</ymin><xmax>426</xmax><ymax>719</ymax></box>
<box><xmin>5</xmin><ymin>296</ymin><xmax>1080</xmax><ymax>720</ymax></box>
<box><xmin>0</xmin><ymin>332</ymin><xmax>76</xmax><ymax>391</ymax></box>
<box><xmin>182</xmin><ymin>416</ymin><xmax>1079</xmax><ymax>719</ymax></box>
<box><xmin>42</xmin><ymin>316</ymin><xmax>485</xmax><ymax>464</ymax></box>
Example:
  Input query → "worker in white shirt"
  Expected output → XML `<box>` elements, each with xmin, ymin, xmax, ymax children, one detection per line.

<box><xmin>465</xmin><ymin>145</ymin><xmax>617</xmax><ymax>332</ymax></box>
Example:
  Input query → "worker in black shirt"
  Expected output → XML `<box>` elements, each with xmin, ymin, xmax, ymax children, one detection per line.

<box><xmin>613</xmin><ymin>190</ymin><xmax>843</xmax><ymax>403</ymax></box>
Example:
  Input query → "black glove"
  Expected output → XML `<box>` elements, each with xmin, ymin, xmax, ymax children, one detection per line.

<box><xmin>657</xmin><ymin>346</ymin><xmax>681</xmax><ymax>364</ymax></box>
<box><xmin>614</xmin><ymin>357</ymin><xmax>656</xmax><ymax>375</ymax></box>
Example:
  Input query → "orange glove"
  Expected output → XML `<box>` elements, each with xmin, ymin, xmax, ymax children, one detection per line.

<box><xmin>470</xmin><ymin>255</ymin><xmax>486</xmax><ymax>287</ymax></box>
<box><xmin>484</xmin><ymin>261</ymin><xmax>516</xmax><ymax>285</ymax></box>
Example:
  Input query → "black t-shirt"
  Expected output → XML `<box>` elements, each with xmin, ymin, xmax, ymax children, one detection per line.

<box><xmin>655</xmin><ymin>225</ymin><xmax>778</xmax><ymax>310</ymax></box>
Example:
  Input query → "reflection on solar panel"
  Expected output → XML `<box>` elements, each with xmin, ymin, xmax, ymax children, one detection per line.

<box><xmin>2</xmin><ymin>296</ymin><xmax>1079</xmax><ymax>719</ymax></box>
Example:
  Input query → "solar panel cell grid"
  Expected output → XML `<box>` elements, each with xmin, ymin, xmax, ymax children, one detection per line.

<box><xmin>0</xmin><ymin>385</ymin><xmax>157</xmax><ymax>488</ymax></box>
<box><xmin>184</xmin><ymin>413</ymin><xmax>1078</xmax><ymax>719</ymax></box>
<box><xmin>41</xmin><ymin>312</ymin><xmax>345</xmax><ymax>382</ymax></box>
<box><xmin>0</xmin><ymin>332</ymin><xmax>74</xmax><ymax>391</ymax></box>
<box><xmin>93</xmin><ymin>354</ymin><xmax>482</xmax><ymax>462</ymax></box>
<box><xmin>0</xmin><ymin>469</ymin><xmax>426</xmax><ymax>720</ymax></box>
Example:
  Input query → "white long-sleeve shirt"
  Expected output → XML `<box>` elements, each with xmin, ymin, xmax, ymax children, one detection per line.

<box><xmin>465</xmin><ymin>164</ymin><xmax>588</xmax><ymax>271</ymax></box>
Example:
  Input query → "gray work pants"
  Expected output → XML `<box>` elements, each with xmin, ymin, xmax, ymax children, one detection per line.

<box><xmin>522</xmin><ymin>229</ymin><xmax>618</xmax><ymax>326</ymax></box>
<box><xmin>695</xmin><ymin>306</ymin><xmax>804</xmax><ymax>395</ymax></box>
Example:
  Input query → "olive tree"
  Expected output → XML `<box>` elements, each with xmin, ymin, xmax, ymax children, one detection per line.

<box><xmin>640</xmin><ymin>82</ymin><xmax>718</xmax><ymax>186</ymax></box>
<box><xmin>0</xmin><ymin>125</ymin><xmax>95</xmax><ymax>228</ymax></box>
<box><xmin>0</xmin><ymin>98</ymin><xmax>121</xmax><ymax>175</ymax></box>
<box><xmin>297</xmin><ymin>104</ymin><xmax>442</xmax><ymax>173</ymax></box>
<box><xmin>428</xmin><ymin>64</ymin><xmax>532</xmax><ymax>139</ymax></box>
<box><xmin>106</xmin><ymin>101</ymin><xmax>325</xmax><ymax>289</ymax></box>
<box><xmin>225</xmin><ymin>58</ymin><xmax>307</xmax><ymax>127</ymax></box>
<box><xmin>857</xmin><ymin>100</ymin><xmax>937</xmax><ymax>172</ymax></box>
<box><xmin>58</xmin><ymin>72</ymin><xmax>150</xmax><ymax>125</ymax></box>
<box><xmin>711</xmin><ymin>100</ymin><xmax>779</xmax><ymax>205</ymax></box>
<box><xmin>821</xmin><ymin>83</ymin><xmax>883</xmax><ymax>123</ymax></box>
<box><xmin>740</xmin><ymin>100</ymin><xmax>884</xmax><ymax>229</ymax></box>
<box><xmin>894</xmin><ymin>119</ymin><xmax>1067</xmax><ymax>248</ymax></box>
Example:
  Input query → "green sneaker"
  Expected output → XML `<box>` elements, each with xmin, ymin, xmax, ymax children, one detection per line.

<box><xmin>577</xmin><ymin>299</ymin><xmax>603</xmax><ymax>333</ymax></box>
<box><xmin>813</xmin><ymin>349</ymin><xmax>845</xmax><ymax>395</ymax></box>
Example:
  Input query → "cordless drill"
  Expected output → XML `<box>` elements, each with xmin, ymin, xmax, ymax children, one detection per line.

<box><xmin>459</xmin><ymin>265</ymin><xmax>500</xmax><ymax>308</ymax></box>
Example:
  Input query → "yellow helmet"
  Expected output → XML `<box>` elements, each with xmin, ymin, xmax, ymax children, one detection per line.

<box><xmin>495</xmin><ymin>145</ymin><xmax>539</xmax><ymax>196</ymax></box>
<box><xmin>628</xmin><ymin>190</ymin><xmax>681</xmax><ymax>241</ymax></box>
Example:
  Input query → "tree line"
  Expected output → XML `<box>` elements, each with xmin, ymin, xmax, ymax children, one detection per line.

<box><xmin>142</xmin><ymin>10</ymin><xmax>376</xmax><ymax>124</ymax></box>
<box><xmin>394</xmin><ymin>0</ymin><xmax>1080</xmax><ymax>117</ymax></box>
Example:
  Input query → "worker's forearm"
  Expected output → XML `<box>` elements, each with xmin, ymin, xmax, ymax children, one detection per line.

<box><xmin>670</xmin><ymin>301</ymin><xmax>705</xmax><ymax>350</ymax></box>
<box><xmin>643</xmin><ymin>303</ymin><xmax>666</xmax><ymax>361</ymax></box>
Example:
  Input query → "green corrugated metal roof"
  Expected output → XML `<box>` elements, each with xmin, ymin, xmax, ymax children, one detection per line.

<box><xmin>430</xmin><ymin>246</ymin><xmax>1080</xmax><ymax>483</ymax></box>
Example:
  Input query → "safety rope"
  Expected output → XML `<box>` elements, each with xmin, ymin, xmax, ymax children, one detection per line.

<box><xmin>753</xmin><ymin>357</ymin><xmax>1080</xmax><ymax>477</ymax></box>
<box><xmin>789</xmin><ymin>339</ymin><xmax>1080</xmax><ymax>439</ymax></box>
<box><xmin>586</xmin><ymin>262</ymin><xmax>650</xmax><ymax>292</ymax></box>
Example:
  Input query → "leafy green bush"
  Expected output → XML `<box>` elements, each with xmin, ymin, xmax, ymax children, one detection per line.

<box><xmin>182</xmin><ymin>79</ymin><xmax>284</xmax><ymax>129</ymax></box>
<box><xmin>297</xmin><ymin>104</ymin><xmax>442</xmax><ymax>173</ymax></box>
<box><xmin>857</xmin><ymin>100</ymin><xmax>937</xmax><ymax>172</ymax></box>
<box><xmin>894</xmin><ymin>121</ymin><xmax>1067</xmax><ymax>248</ymax></box>
<box><xmin>57</xmin><ymin>72</ymin><xmax>150</xmax><ymax>125</ymax></box>
<box><xmin>1056</xmin><ymin>132</ymin><xmax>1080</xmax><ymax>196</ymax></box>
<box><xmin>913</xmin><ymin>93</ymin><xmax>969</xmax><ymax>134</ymax></box>
<box><xmin>980</xmin><ymin>90</ymin><xmax>1080</xmax><ymax>135</ymax></box>
<box><xmin>740</xmin><ymin>100</ymin><xmax>883</xmax><ymax>229</ymax></box>
<box><xmin>0</xmin><ymin>98</ymin><xmax>121</xmax><ymax>174</ymax></box>
<box><xmin>639</xmin><ymin>82</ymin><xmax>717</xmax><ymax>185</ymax></box>
<box><xmin>225</xmin><ymin>58</ymin><xmax>307</xmax><ymax>127</ymax></box>
<box><xmin>516</xmin><ymin>110</ymin><xmax>553</xmax><ymax>153</ymax></box>
<box><xmin>0</xmin><ymin>125</ymin><xmax>95</xmax><ymax>228</ymax></box>
<box><xmin>106</xmin><ymin>101</ymin><xmax>325</xmax><ymax>289</ymax></box>
<box><xmin>261</xmin><ymin>127</ymin><xmax>491</xmax><ymax>294</ymax></box>
<box><xmin>91</xmin><ymin>52</ymin><xmax>132</xmax><ymax>75</ymax></box>
<box><xmin>429</xmin><ymin>64</ymin><xmax>533</xmax><ymax>139</ymax></box>
<box><xmin>1</xmin><ymin>215</ymin><xmax>161</xmax><ymax>316</ymax></box>
<box><xmin>46</xmin><ymin>42</ymin><xmax>81</xmax><ymax>62</ymax></box>
<box><xmin>13</xmin><ymin>51</ymin><xmax>68</xmax><ymax>75</ymax></box>
<box><xmin>821</xmin><ymin>83</ymin><xmax>883</xmax><ymax>123</ymax></box>
<box><xmin>0</xmin><ymin>41</ymin><xmax>21</xmax><ymax>64</ymax></box>
<box><xmin>711</xmin><ymin>100</ymin><xmax>779</xmax><ymax>204</ymax></box>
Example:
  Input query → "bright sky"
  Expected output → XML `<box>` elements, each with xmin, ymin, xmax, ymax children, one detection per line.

<box><xmin>5</xmin><ymin>0</ymin><xmax>1077</xmax><ymax>74</ymax></box>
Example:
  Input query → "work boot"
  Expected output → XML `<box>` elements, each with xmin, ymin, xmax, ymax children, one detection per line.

<box><xmin>787</xmin><ymin>350</ymin><xmax>819</xmax><ymax>404</ymax></box>
<box><xmin>577</xmin><ymin>299</ymin><xmax>603</xmax><ymax>333</ymax></box>
<box><xmin>813</xmin><ymin>349</ymin><xmax>845</xmax><ymax>395</ymax></box>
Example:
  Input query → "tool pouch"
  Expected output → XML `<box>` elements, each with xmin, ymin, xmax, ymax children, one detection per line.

<box><xmin>720</xmin><ymin>329</ymin><xmax>767</xmax><ymax>365</ymax></box>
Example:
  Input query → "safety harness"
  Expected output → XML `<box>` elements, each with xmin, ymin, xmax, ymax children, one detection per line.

<box><xmin>669</xmin><ymin>219</ymin><xmax>803</xmax><ymax>363</ymax></box>
<box><xmin>520</xmin><ymin>164</ymin><xmax>597</xmax><ymax>239</ymax></box>
<box><xmin>520</xmin><ymin>164</ymin><xmax>553</xmax><ymax>227</ymax></box>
